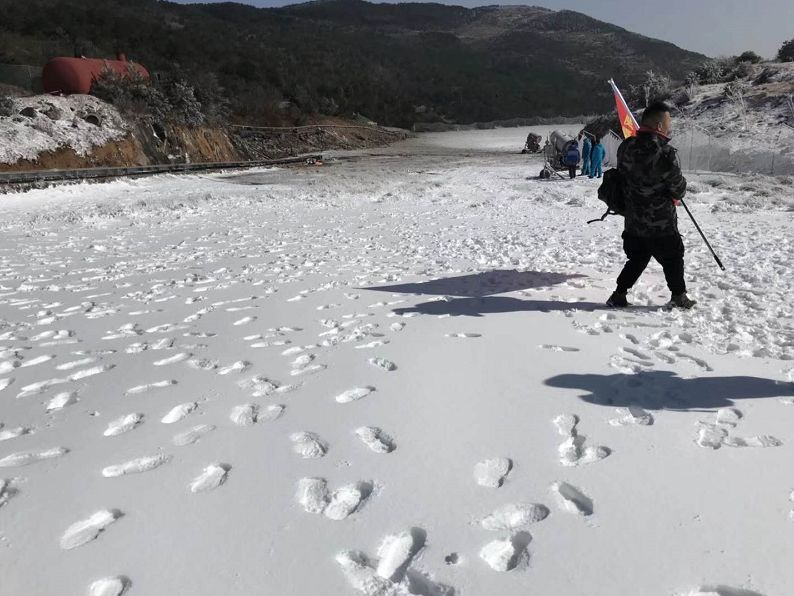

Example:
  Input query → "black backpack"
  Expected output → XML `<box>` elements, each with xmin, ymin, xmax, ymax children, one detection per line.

<box><xmin>588</xmin><ymin>168</ymin><xmax>626</xmax><ymax>224</ymax></box>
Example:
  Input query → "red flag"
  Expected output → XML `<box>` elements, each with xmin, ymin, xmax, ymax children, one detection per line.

<box><xmin>608</xmin><ymin>78</ymin><xmax>639</xmax><ymax>139</ymax></box>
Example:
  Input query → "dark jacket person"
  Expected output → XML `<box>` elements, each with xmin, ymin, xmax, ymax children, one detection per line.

<box><xmin>607</xmin><ymin>102</ymin><xmax>696</xmax><ymax>309</ymax></box>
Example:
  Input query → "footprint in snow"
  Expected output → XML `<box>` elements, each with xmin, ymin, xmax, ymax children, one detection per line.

<box><xmin>0</xmin><ymin>361</ymin><xmax>19</xmax><ymax>375</ymax></box>
<box><xmin>337</xmin><ymin>529</ymin><xmax>452</xmax><ymax>596</ymax></box>
<box><xmin>17</xmin><ymin>378</ymin><xmax>69</xmax><ymax>398</ymax></box>
<box><xmin>218</xmin><ymin>360</ymin><xmax>250</xmax><ymax>375</ymax></box>
<box><xmin>230</xmin><ymin>404</ymin><xmax>258</xmax><ymax>426</ymax></box>
<box><xmin>696</xmin><ymin>407</ymin><xmax>781</xmax><ymax>450</ymax></box>
<box><xmin>550</xmin><ymin>481</ymin><xmax>593</xmax><ymax>516</ymax></box>
<box><xmin>326</xmin><ymin>485</ymin><xmax>371</xmax><ymax>521</ymax></box>
<box><xmin>251</xmin><ymin>340</ymin><xmax>291</xmax><ymax>348</ymax></box>
<box><xmin>368</xmin><ymin>357</ymin><xmax>396</xmax><ymax>372</ymax></box>
<box><xmin>676</xmin><ymin>587</ymin><xmax>767</xmax><ymax>596</ymax></box>
<box><xmin>553</xmin><ymin>414</ymin><xmax>610</xmax><ymax>467</ymax></box>
<box><xmin>69</xmin><ymin>364</ymin><xmax>115</xmax><ymax>381</ymax></box>
<box><xmin>102</xmin><ymin>455</ymin><xmax>171</xmax><ymax>477</ymax></box>
<box><xmin>187</xmin><ymin>358</ymin><xmax>218</xmax><ymax>371</ymax></box>
<box><xmin>619</xmin><ymin>347</ymin><xmax>653</xmax><ymax>361</ymax></box>
<box><xmin>233</xmin><ymin>316</ymin><xmax>257</xmax><ymax>326</ymax></box>
<box><xmin>19</xmin><ymin>354</ymin><xmax>56</xmax><ymax>368</ymax></box>
<box><xmin>354</xmin><ymin>340</ymin><xmax>390</xmax><ymax>350</ymax></box>
<box><xmin>473</xmin><ymin>457</ymin><xmax>512</xmax><ymax>488</ymax></box>
<box><xmin>153</xmin><ymin>352</ymin><xmax>191</xmax><ymax>366</ymax></box>
<box><xmin>60</xmin><ymin>509</ymin><xmax>122</xmax><ymax>550</ymax></box>
<box><xmin>355</xmin><ymin>426</ymin><xmax>395</xmax><ymax>453</ymax></box>
<box><xmin>539</xmin><ymin>344</ymin><xmax>579</xmax><ymax>352</ymax></box>
<box><xmin>336</xmin><ymin>386</ymin><xmax>376</xmax><ymax>404</ymax></box>
<box><xmin>609</xmin><ymin>406</ymin><xmax>654</xmax><ymax>426</ymax></box>
<box><xmin>479</xmin><ymin>503</ymin><xmax>549</xmax><ymax>531</ymax></box>
<box><xmin>190</xmin><ymin>464</ymin><xmax>230</xmax><ymax>493</ymax></box>
<box><xmin>290</xmin><ymin>432</ymin><xmax>328</xmax><ymax>458</ymax></box>
<box><xmin>88</xmin><ymin>576</ymin><xmax>131</xmax><ymax>596</ymax></box>
<box><xmin>479</xmin><ymin>532</ymin><xmax>532</xmax><ymax>572</ymax></box>
<box><xmin>104</xmin><ymin>413</ymin><xmax>144</xmax><ymax>436</ymax></box>
<box><xmin>46</xmin><ymin>391</ymin><xmax>79</xmax><ymax>412</ymax></box>
<box><xmin>172</xmin><ymin>424</ymin><xmax>216</xmax><ymax>447</ymax></box>
<box><xmin>0</xmin><ymin>478</ymin><xmax>20</xmax><ymax>508</ymax></box>
<box><xmin>296</xmin><ymin>478</ymin><xmax>375</xmax><ymax>520</ymax></box>
<box><xmin>161</xmin><ymin>402</ymin><xmax>198</xmax><ymax>424</ymax></box>
<box><xmin>125</xmin><ymin>380</ymin><xmax>177</xmax><ymax>395</ymax></box>
<box><xmin>0</xmin><ymin>447</ymin><xmax>68</xmax><ymax>467</ymax></box>
<box><xmin>259</xmin><ymin>404</ymin><xmax>286</xmax><ymax>421</ymax></box>
<box><xmin>447</xmin><ymin>332</ymin><xmax>481</xmax><ymax>338</ymax></box>
<box><xmin>290</xmin><ymin>363</ymin><xmax>326</xmax><ymax>377</ymax></box>
<box><xmin>0</xmin><ymin>426</ymin><xmax>32</xmax><ymax>441</ymax></box>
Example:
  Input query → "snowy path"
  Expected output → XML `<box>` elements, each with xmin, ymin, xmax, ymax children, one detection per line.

<box><xmin>0</xmin><ymin>129</ymin><xmax>793</xmax><ymax>596</ymax></box>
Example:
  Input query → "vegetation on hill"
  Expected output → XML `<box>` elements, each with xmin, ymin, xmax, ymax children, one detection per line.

<box><xmin>0</xmin><ymin>0</ymin><xmax>712</xmax><ymax>127</ymax></box>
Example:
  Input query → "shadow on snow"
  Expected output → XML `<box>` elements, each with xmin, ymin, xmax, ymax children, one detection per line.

<box><xmin>362</xmin><ymin>269</ymin><xmax>585</xmax><ymax>299</ymax></box>
<box><xmin>545</xmin><ymin>370</ymin><xmax>794</xmax><ymax>411</ymax></box>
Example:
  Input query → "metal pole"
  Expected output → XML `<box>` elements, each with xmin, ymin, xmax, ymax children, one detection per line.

<box><xmin>680</xmin><ymin>199</ymin><xmax>725</xmax><ymax>271</ymax></box>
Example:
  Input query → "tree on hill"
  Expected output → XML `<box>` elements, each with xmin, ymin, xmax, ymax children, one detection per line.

<box><xmin>736</xmin><ymin>51</ymin><xmax>763</xmax><ymax>64</ymax></box>
<box><xmin>778</xmin><ymin>39</ymin><xmax>794</xmax><ymax>62</ymax></box>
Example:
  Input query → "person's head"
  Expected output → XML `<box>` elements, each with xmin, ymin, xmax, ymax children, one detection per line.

<box><xmin>641</xmin><ymin>101</ymin><xmax>673</xmax><ymax>136</ymax></box>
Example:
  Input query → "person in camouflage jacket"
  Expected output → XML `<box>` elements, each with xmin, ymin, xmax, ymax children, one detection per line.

<box><xmin>607</xmin><ymin>102</ymin><xmax>696</xmax><ymax>309</ymax></box>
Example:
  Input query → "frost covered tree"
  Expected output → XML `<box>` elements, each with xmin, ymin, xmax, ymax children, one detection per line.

<box><xmin>162</xmin><ymin>79</ymin><xmax>205</xmax><ymax>127</ymax></box>
<box><xmin>724</xmin><ymin>81</ymin><xmax>750</xmax><ymax>130</ymax></box>
<box><xmin>629</xmin><ymin>70</ymin><xmax>672</xmax><ymax>107</ymax></box>
<box><xmin>0</xmin><ymin>95</ymin><xmax>13</xmax><ymax>117</ymax></box>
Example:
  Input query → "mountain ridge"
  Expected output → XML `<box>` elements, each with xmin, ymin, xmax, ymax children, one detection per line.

<box><xmin>0</xmin><ymin>0</ymin><xmax>709</xmax><ymax>126</ymax></box>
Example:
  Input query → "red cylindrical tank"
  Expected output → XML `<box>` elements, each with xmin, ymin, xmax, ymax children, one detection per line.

<box><xmin>42</xmin><ymin>56</ymin><xmax>149</xmax><ymax>95</ymax></box>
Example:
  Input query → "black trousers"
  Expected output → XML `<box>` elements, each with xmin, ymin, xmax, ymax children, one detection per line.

<box><xmin>616</xmin><ymin>232</ymin><xmax>686</xmax><ymax>295</ymax></box>
<box><xmin>568</xmin><ymin>166</ymin><xmax>576</xmax><ymax>179</ymax></box>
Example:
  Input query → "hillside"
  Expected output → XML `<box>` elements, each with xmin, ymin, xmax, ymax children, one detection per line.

<box><xmin>669</xmin><ymin>61</ymin><xmax>794</xmax><ymax>175</ymax></box>
<box><xmin>0</xmin><ymin>0</ymin><xmax>708</xmax><ymax>127</ymax></box>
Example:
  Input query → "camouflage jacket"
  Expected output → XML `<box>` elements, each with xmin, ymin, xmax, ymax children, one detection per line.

<box><xmin>617</xmin><ymin>129</ymin><xmax>687</xmax><ymax>237</ymax></box>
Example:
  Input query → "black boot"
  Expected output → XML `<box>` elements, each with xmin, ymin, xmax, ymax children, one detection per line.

<box><xmin>606</xmin><ymin>291</ymin><xmax>629</xmax><ymax>308</ymax></box>
<box><xmin>666</xmin><ymin>292</ymin><xmax>696</xmax><ymax>309</ymax></box>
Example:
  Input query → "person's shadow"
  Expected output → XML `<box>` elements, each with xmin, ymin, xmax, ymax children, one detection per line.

<box><xmin>545</xmin><ymin>370</ymin><xmax>794</xmax><ymax>411</ymax></box>
<box><xmin>363</xmin><ymin>269</ymin><xmax>606</xmax><ymax>316</ymax></box>
<box><xmin>362</xmin><ymin>269</ymin><xmax>585</xmax><ymax>298</ymax></box>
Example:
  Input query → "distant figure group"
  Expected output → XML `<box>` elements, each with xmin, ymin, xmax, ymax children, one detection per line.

<box><xmin>580</xmin><ymin>131</ymin><xmax>605</xmax><ymax>178</ymax></box>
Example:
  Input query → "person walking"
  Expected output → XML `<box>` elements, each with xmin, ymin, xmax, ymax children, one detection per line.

<box><xmin>606</xmin><ymin>101</ymin><xmax>696</xmax><ymax>309</ymax></box>
<box><xmin>579</xmin><ymin>131</ymin><xmax>592</xmax><ymax>176</ymax></box>
<box><xmin>589</xmin><ymin>136</ymin><xmax>605</xmax><ymax>179</ymax></box>
<box><xmin>563</xmin><ymin>139</ymin><xmax>580</xmax><ymax>179</ymax></box>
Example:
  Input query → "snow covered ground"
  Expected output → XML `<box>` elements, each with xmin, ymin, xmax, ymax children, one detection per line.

<box><xmin>1</xmin><ymin>127</ymin><xmax>793</xmax><ymax>596</ymax></box>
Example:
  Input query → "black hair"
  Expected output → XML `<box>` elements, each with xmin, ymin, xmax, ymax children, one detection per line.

<box><xmin>641</xmin><ymin>101</ymin><xmax>671</xmax><ymax>127</ymax></box>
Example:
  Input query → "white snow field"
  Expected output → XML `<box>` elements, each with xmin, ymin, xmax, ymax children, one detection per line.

<box><xmin>1</xmin><ymin>127</ymin><xmax>793</xmax><ymax>596</ymax></box>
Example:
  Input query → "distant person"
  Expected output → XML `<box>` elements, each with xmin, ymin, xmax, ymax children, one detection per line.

<box><xmin>579</xmin><ymin>131</ymin><xmax>592</xmax><ymax>176</ymax></box>
<box><xmin>589</xmin><ymin>136</ymin><xmax>605</xmax><ymax>179</ymax></box>
<box><xmin>607</xmin><ymin>101</ymin><xmax>695</xmax><ymax>310</ymax></box>
<box><xmin>563</xmin><ymin>139</ymin><xmax>580</xmax><ymax>179</ymax></box>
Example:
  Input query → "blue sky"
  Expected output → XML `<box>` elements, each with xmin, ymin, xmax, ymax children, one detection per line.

<box><xmin>171</xmin><ymin>0</ymin><xmax>793</xmax><ymax>58</ymax></box>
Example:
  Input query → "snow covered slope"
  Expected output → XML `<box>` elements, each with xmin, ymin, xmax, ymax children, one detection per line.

<box><xmin>0</xmin><ymin>128</ymin><xmax>792</xmax><ymax>596</ymax></box>
<box><xmin>673</xmin><ymin>62</ymin><xmax>794</xmax><ymax>175</ymax></box>
<box><xmin>0</xmin><ymin>94</ymin><xmax>128</xmax><ymax>165</ymax></box>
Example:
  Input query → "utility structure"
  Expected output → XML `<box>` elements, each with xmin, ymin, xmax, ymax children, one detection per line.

<box><xmin>42</xmin><ymin>54</ymin><xmax>149</xmax><ymax>95</ymax></box>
